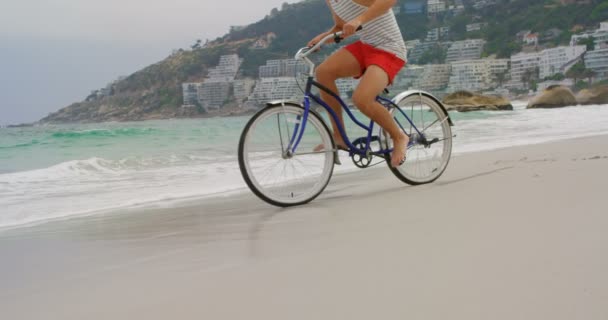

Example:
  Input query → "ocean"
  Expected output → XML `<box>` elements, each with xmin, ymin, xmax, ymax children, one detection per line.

<box><xmin>1</xmin><ymin>102</ymin><xmax>608</xmax><ymax>229</ymax></box>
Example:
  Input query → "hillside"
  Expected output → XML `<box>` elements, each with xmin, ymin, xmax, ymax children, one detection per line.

<box><xmin>40</xmin><ymin>0</ymin><xmax>608</xmax><ymax>123</ymax></box>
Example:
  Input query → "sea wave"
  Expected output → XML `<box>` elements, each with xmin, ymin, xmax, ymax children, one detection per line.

<box><xmin>0</xmin><ymin>155</ymin><xmax>247</xmax><ymax>229</ymax></box>
<box><xmin>50</xmin><ymin>127</ymin><xmax>159</xmax><ymax>139</ymax></box>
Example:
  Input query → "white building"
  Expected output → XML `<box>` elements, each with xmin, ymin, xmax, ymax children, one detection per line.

<box><xmin>393</xmin><ymin>65</ymin><xmax>426</xmax><ymax>91</ymax></box>
<box><xmin>189</xmin><ymin>54</ymin><xmax>245</xmax><ymax>110</ymax></box>
<box><xmin>404</xmin><ymin>39</ymin><xmax>421</xmax><ymax>53</ymax></box>
<box><xmin>585</xmin><ymin>48</ymin><xmax>608</xmax><ymax>79</ymax></box>
<box><xmin>446</xmin><ymin>39</ymin><xmax>486</xmax><ymax>63</ymax></box>
<box><xmin>198</xmin><ymin>80</ymin><xmax>231</xmax><ymax>110</ymax></box>
<box><xmin>233</xmin><ymin>79</ymin><xmax>256</xmax><ymax>105</ymax></box>
<box><xmin>206</xmin><ymin>54</ymin><xmax>242</xmax><ymax>82</ymax></box>
<box><xmin>466</xmin><ymin>23</ymin><xmax>486</xmax><ymax>32</ymax></box>
<box><xmin>427</xmin><ymin>0</ymin><xmax>446</xmax><ymax>14</ymax></box>
<box><xmin>182</xmin><ymin>83</ymin><xmax>202</xmax><ymax>106</ymax></box>
<box><xmin>259</xmin><ymin>59</ymin><xmax>309</xmax><ymax>78</ymax></box>
<box><xmin>426</xmin><ymin>28</ymin><xmax>439</xmax><ymax>42</ymax></box>
<box><xmin>538</xmin><ymin>45</ymin><xmax>587</xmax><ymax>79</ymax></box>
<box><xmin>412</xmin><ymin>64</ymin><xmax>452</xmax><ymax>92</ymax></box>
<box><xmin>570</xmin><ymin>21</ymin><xmax>608</xmax><ymax>47</ymax></box>
<box><xmin>247</xmin><ymin>77</ymin><xmax>303</xmax><ymax>107</ymax></box>
<box><xmin>524</xmin><ymin>33</ymin><xmax>539</xmax><ymax>46</ymax></box>
<box><xmin>447</xmin><ymin>59</ymin><xmax>509</xmax><ymax>92</ymax></box>
<box><xmin>335</xmin><ymin>78</ymin><xmax>360</xmax><ymax>103</ymax></box>
<box><xmin>508</xmin><ymin>52</ymin><xmax>540</xmax><ymax>89</ymax></box>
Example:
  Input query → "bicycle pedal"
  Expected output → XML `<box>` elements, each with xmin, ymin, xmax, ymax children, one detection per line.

<box><xmin>334</xmin><ymin>153</ymin><xmax>342</xmax><ymax>165</ymax></box>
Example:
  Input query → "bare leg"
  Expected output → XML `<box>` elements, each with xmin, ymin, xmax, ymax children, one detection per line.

<box><xmin>315</xmin><ymin>48</ymin><xmax>362</xmax><ymax>149</ymax></box>
<box><xmin>352</xmin><ymin>65</ymin><xmax>409</xmax><ymax>167</ymax></box>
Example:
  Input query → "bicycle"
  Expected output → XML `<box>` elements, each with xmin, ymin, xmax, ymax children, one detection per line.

<box><xmin>238</xmin><ymin>30</ymin><xmax>454</xmax><ymax>207</ymax></box>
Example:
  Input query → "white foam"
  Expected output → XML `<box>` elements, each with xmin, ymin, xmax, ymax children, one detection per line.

<box><xmin>1</xmin><ymin>104</ymin><xmax>608</xmax><ymax>229</ymax></box>
<box><xmin>0</xmin><ymin>155</ymin><xmax>246</xmax><ymax>229</ymax></box>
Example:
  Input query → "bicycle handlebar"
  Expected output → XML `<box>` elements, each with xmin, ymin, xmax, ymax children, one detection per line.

<box><xmin>295</xmin><ymin>26</ymin><xmax>363</xmax><ymax>60</ymax></box>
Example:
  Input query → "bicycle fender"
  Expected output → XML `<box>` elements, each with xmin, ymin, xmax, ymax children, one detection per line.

<box><xmin>391</xmin><ymin>90</ymin><xmax>454</xmax><ymax>126</ymax></box>
<box><xmin>265</xmin><ymin>100</ymin><xmax>303</xmax><ymax>108</ymax></box>
<box><xmin>264</xmin><ymin>100</ymin><xmax>341</xmax><ymax>165</ymax></box>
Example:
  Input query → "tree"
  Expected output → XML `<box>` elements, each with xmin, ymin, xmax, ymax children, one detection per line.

<box><xmin>270</xmin><ymin>7</ymin><xmax>279</xmax><ymax>17</ymax></box>
<box><xmin>578</xmin><ymin>36</ymin><xmax>596</xmax><ymax>51</ymax></box>
<box><xmin>191</xmin><ymin>39</ymin><xmax>202</xmax><ymax>50</ymax></box>
<box><xmin>566</xmin><ymin>61</ymin><xmax>586</xmax><ymax>83</ymax></box>
<box><xmin>495</xmin><ymin>70</ymin><xmax>509</xmax><ymax>87</ymax></box>
<box><xmin>521</xmin><ymin>67</ymin><xmax>539</xmax><ymax>90</ymax></box>
<box><xmin>583</xmin><ymin>68</ymin><xmax>596</xmax><ymax>84</ymax></box>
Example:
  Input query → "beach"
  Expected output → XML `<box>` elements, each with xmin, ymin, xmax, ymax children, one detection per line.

<box><xmin>1</xmin><ymin>134</ymin><xmax>607</xmax><ymax>319</ymax></box>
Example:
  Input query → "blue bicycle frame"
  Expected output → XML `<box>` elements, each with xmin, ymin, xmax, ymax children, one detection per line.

<box><xmin>287</xmin><ymin>76</ymin><xmax>422</xmax><ymax>157</ymax></box>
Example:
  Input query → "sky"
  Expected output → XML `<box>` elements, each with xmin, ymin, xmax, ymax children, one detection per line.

<box><xmin>0</xmin><ymin>0</ymin><xmax>296</xmax><ymax>125</ymax></box>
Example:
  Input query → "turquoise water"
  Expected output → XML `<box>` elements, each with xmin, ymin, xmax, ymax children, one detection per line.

<box><xmin>0</xmin><ymin>118</ymin><xmax>245</xmax><ymax>174</ymax></box>
<box><xmin>2</xmin><ymin>103</ymin><xmax>608</xmax><ymax>228</ymax></box>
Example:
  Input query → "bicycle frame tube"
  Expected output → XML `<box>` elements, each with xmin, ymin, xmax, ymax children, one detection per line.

<box><xmin>288</xmin><ymin>77</ymin><xmax>422</xmax><ymax>156</ymax></box>
<box><xmin>307</xmin><ymin>78</ymin><xmax>380</xmax><ymax>154</ymax></box>
<box><xmin>376</xmin><ymin>96</ymin><xmax>424</xmax><ymax>137</ymax></box>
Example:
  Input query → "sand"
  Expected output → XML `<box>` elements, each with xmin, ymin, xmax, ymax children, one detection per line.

<box><xmin>1</xmin><ymin>135</ymin><xmax>608</xmax><ymax>319</ymax></box>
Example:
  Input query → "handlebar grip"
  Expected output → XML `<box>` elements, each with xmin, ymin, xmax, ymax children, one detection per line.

<box><xmin>334</xmin><ymin>25</ymin><xmax>363</xmax><ymax>44</ymax></box>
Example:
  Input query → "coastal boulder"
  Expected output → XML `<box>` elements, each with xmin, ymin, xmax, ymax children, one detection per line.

<box><xmin>576</xmin><ymin>85</ymin><xmax>608</xmax><ymax>105</ymax></box>
<box><xmin>527</xmin><ymin>85</ymin><xmax>577</xmax><ymax>109</ymax></box>
<box><xmin>442</xmin><ymin>91</ymin><xmax>513</xmax><ymax>112</ymax></box>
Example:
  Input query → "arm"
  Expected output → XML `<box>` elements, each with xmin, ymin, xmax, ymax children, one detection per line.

<box><xmin>307</xmin><ymin>0</ymin><xmax>348</xmax><ymax>46</ymax></box>
<box><xmin>358</xmin><ymin>0</ymin><xmax>396</xmax><ymax>24</ymax></box>
<box><xmin>343</xmin><ymin>0</ymin><xmax>397</xmax><ymax>36</ymax></box>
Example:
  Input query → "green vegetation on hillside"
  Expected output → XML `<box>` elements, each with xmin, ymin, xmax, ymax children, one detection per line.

<box><xmin>42</xmin><ymin>0</ymin><xmax>608</xmax><ymax>123</ymax></box>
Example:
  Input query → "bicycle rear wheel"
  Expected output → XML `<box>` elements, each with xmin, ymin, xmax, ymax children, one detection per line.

<box><xmin>381</xmin><ymin>94</ymin><xmax>452</xmax><ymax>185</ymax></box>
<box><xmin>238</xmin><ymin>104</ymin><xmax>335</xmax><ymax>207</ymax></box>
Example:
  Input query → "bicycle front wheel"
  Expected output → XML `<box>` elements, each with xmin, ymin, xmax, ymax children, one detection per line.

<box><xmin>238</xmin><ymin>104</ymin><xmax>335</xmax><ymax>207</ymax></box>
<box><xmin>382</xmin><ymin>94</ymin><xmax>452</xmax><ymax>185</ymax></box>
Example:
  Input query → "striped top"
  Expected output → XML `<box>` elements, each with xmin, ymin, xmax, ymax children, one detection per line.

<box><xmin>330</xmin><ymin>0</ymin><xmax>407</xmax><ymax>61</ymax></box>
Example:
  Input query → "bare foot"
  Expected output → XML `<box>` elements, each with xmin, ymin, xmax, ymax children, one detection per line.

<box><xmin>390</xmin><ymin>133</ymin><xmax>409</xmax><ymax>167</ymax></box>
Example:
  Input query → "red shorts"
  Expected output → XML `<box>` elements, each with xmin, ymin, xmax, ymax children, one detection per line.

<box><xmin>344</xmin><ymin>41</ymin><xmax>406</xmax><ymax>85</ymax></box>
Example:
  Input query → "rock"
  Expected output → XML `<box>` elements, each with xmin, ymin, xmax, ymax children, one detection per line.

<box><xmin>527</xmin><ymin>85</ymin><xmax>577</xmax><ymax>109</ymax></box>
<box><xmin>442</xmin><ymin>91</ymin><xmax>513</xmax><ymax>112</ymax></box>
<box><xmin>576</xmin><ymin>85</ymin><xmax>608</xmax><ymax>105</ymax></box>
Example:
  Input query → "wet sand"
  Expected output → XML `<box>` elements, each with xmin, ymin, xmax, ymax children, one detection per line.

<box><xmin>1</xmin><ymin>135</ymin><xmax>608</xmax><ymax>319</ymax></box>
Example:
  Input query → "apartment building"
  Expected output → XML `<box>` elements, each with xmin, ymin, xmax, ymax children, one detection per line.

<box><xmin>233</xmin><ymin>79</ymin><xmax>256</xmax><ymax>105</ymax></box>
<box><xmin>392</xmin><ymin>65</ymin><xmax>425</xmax><ymax>91</ymax></box>
<box><xmin>427</xmin><ymin>0</ymin><xmax>446</xmax><ymax>14</ymax></box>
<box><xmin>405</xmin><ymin>39</ymin><xmax>421</xmax><ymax>53</ymax></box>
<box><xmin>570</xmin><ymin>21</ymin><xmax>608</xmax><ymax>47</ymax></box>
<box><xmin>182</xmin><ymin>54</ymin><xmax>243</xmax><ymax>110</ymax></box>
<box><xmin>404</xmin><ymin>1</ymin><xmax>426</xmax><ymax>14</ymax></box>
<box><xmin>447</xmin><ymin>59</ymin><xmax>509</xmax><ymax>92</ymax></box>
<box><xmin>585</xmin><ymin>48</ymin><xmax>608</xmax><ymax>79</ymax></box>
<box><xmin>466</xmin><ymin>23</ymin><xmax>487</xmax><ymax>32</ymax></box>
<box><xmin>198</xmin><ymin>80</ymin><xmax>231</xmax><ymax>110</ymax></box>
<box><xmin>538</xmin><ymin>45</ymin><xmax>586</xmax><ymax>79</ymax></box>
<box><xmin>508</xmin><ymin>52</ymin><xmax>540</xmax><ymax>89</ymax></box>
<box><xmin>259</xmin><ymin>59</ymin><xmax>309</xmax><ymax>78</ymax></box>
<box><xmin>446</xmin><ymin>39</ymin><xmax>486</xmax><ymax>63</ymax></box>
<box><xmin>182</xmin><ymin>83</ymin><xmax>202</xmax><ymax>106</ymax></box>
<box><xmin>412</xmin><ymin>64</ymin><xmax>451</xmax><ymax>92</ymax></box>
<box><xmin>247</xmin><ymin>77</ymin><xmax>303</xmax><ymax>106</ymax></box>
<box><xmin>206</xmin><ymin>54</ymin><xmax>242</xmax><ymax>82</ymax></box>
<box><xmin>335</xmin><ymin>78</ymin><xmax>359</xmax><ymax>102</ymax></box>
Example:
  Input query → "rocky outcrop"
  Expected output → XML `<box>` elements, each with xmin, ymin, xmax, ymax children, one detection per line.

<box><xmin>576</xmin><ymin>85</ymin><xmax>608</xmax><ymax>105</ymax></box>
<box><xmin>527</xmin><ymin>85</ymin><xmax>577</xmax><ymax>109</ymax></box>
<box><xmin>442</xmin><ymin>91</ymin><xmax>513</xmax><ymax>112</ymax></box>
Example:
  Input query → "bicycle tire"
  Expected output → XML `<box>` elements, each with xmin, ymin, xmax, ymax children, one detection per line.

<box><xmin>238</xmin><ymin>104</ymin><xmax>335</xmax><ymax>207</ymax></box>
<box><xmin>381</xmin><ymin>94</ymin><xmax>453</xmax><ymax>185</ymax></box>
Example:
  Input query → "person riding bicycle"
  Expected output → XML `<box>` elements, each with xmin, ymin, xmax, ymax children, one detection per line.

<box><xmin>309</xmin><ymin>0</ymin><xmax>408</xmax><ymax>167</ymax></box>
